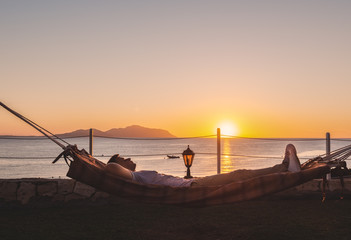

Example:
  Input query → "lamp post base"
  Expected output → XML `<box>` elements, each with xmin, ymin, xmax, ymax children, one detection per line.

<box><xmin>184</xmin><ymin>167</ymin><xmax>193</xmax><ymax>179</ymax></box>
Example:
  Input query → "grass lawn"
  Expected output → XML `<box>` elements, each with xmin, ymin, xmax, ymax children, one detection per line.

<box><xmin>1</xmin><ymin>197</ymin><xmax>351</xmax><ymax>240</ymax></box>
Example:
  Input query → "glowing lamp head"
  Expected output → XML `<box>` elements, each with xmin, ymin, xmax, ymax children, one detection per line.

<box><xmin>182</xmin><ymin>145</ymin><xmax>195</xmax><ymax>178</ymax></box>
<box><xmin>182</xmin><ymin>145</ymin><xmax>195</xmax><ymax>167</ymax></box>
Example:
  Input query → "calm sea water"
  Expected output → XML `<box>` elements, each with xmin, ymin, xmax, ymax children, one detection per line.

<box><xmin>0</xmin><ymin>137</ymin><xmax>350</xmax><ymax>179</ymax></box>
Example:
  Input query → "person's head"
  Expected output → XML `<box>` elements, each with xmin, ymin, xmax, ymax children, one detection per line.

<box><xmin>108</xmin><ymin>154</ymin><xmax>136</xmax><ymax>171</ymax></box>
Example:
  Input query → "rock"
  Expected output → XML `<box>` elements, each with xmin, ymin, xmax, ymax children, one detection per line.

<box><xmin>91</xmin><ymin>191</ymin><xmax>110</xmax><ymax>202</ymax></box>
<box><xmin>343</xmin><ymin>179</ymin><xmax>351</xmax><ymax>193</ymax></box>
<box><xmin>73</xmin><ymin>182</ymin><xmax>96</xmax><ymax>197</ymax></box>
<box><xmin>37</xmin><ymin>181</ymin><xmax>57</xmax><ymax>197</ymax></box>
<box><xmin>327</xmin><ymin>179</ymin><xmax>343</xmax><ymax>192</ymax></box>
<box><xmin>297</xmin><ymin>180</ymin><xmax>321</xmax><ymax>192</ymax></box>
<box><xmin>58</xmin><ymin>179</ymin><xmax>75</xmax><ymax>195</ymax></box>
<box><xmin>52</xmin><ymin>194</ymin><xmax>65</xmax><ymax>202</ymax></box>
<box><xmin>17</xmin><ymin>182</ymin><xmax>36</xmax><ymax>204</ymax></box>
<box><xmin>0</xmin><ymin>181</ymin><xmax>18</xmax><ymax>201</ymax></box>
<box><xmin>64</xmin><ymin>193</ymin><xmax>86</xmax><ymax>202</ymax></box>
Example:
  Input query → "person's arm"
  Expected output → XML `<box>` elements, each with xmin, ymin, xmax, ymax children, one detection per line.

<box><xmin>105</xmin><ymin>163</ymin><xmax>133</xmax><ymax>180</ymax></box>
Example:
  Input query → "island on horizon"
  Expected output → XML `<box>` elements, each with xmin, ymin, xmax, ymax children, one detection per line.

<box><xmin>56</xmin><ymin>125</ymin><xmax>176</xmax><ymax>138</ymax></box>
<box><xmin>0</xmin><ymin>125</ymin><xmax>176</xmax><ymax>138</ymax></box>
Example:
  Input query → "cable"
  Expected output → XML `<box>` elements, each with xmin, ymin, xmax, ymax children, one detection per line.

<box><xmin>83</xmin><ymin>135</ymin><xmax>217</xmax><ymax>140</ymax></box>
<box><xmin>0</xmin><ymin>156</ymin><xmax>57</xmax><ymax>159</ymax></box>
<box><xmin>2</xmin><ymin>151</ymin><xmax>343</xmax><ymax>160</ymax></box>
<box><xmin>0</xmin><ymin>102</ymin><xmax>69</xmax><ymax>148</ymax></box>
<box><xmin>221</xmin><ymin>135</ymin><xmax>326</xmax><ymax>141</ymax></box>
<box><xmin>0</xmin><ymin>135</ymin><xmax>217</xmax><ymax>140</ymax></box>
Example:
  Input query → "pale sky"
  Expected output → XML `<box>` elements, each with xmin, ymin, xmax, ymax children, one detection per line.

<box><xmin>1</xmin><ymin>0</ymin><xmax>351</xmax><ymax>137</ymax></box>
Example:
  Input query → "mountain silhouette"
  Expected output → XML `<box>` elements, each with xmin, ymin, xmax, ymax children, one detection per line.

<box><xmin>58</xmin><ymin>125</ymin><xmax>176</xmax><ymax>138</ymax></box>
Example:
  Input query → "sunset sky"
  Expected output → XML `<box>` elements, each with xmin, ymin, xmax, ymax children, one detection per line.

<box><xmin>1</xmin><ymin>0</ymin><xmax>351</xmax><ymax>138</ymax></box>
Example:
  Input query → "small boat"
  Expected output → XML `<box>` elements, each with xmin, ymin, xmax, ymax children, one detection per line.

<box><xmin>167</xmin><ymin>155</ymin><xmax>180</xmax><ymax>159</ymax></box>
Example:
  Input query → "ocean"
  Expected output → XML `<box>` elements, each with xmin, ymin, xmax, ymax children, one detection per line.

<box><xmin>0</xmin><ymin>136</ymin><xmax>350</xmax><ymax>179</ymax></box>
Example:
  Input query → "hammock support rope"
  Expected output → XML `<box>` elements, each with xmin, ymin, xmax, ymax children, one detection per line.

<box><xmin>0</xmin><ymin>102</ymin><xmax>69</xmax><ymax>149</ymax></box>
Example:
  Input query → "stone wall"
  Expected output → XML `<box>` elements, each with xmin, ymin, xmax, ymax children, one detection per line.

<box><xmin>0</xmin><ymin>178</ymin><xmax>111</xmax><ymax>205</ymax></box>
<box><xmin>0</xmin><ymin>178</ymin><xmax>350</xmax><ymax>206</ymax></box>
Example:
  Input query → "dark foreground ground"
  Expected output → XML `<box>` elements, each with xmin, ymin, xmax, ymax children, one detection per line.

<box><xmin>1</xmin><ymin>196</ymin><xmax>351</xmax><ymax>240</ymax></box>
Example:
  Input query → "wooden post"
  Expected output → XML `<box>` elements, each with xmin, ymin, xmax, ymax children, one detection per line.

<box><xmin>326</xmin><ymin>132</ymin><xmax>331</xmax><ymax>180</ymax></box>
<box><xmin>217</xmin><ymin>128</ymin><xmax>221</xmax><ymax>174</ymax></box>
<box><xmin>89</xmin><ymin>128</ymin><xmax>93</xmax><ymax>156</ymax></box>
<box><xmin>326</xmin><ymin>132</ymin><xmax>331</xmax><ymax>155</ymax></box>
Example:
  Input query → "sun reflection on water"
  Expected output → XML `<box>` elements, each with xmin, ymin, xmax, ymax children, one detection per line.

<box><xmin>221</xmin><ymin>138</ymin><xmax>236</xmax><ymax>173</ymax></box>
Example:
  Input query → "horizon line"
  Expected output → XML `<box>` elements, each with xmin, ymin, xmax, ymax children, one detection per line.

<box><xmin>1</xmin><ymin>134</ymin><xmax>351</xmax><ymax>141</ymax></box>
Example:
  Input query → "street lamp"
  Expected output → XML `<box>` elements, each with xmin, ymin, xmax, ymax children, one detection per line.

<box><xmin>182</xmin><ymin>145</ymin><xmax>195</xmax><ymax>179</ymax></box>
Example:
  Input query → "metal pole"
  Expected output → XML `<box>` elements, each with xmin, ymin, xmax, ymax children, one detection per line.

<box><xmin>326</xmin><ymin>132</ymin><xmax>331</xmax><ymax>180</ymax></box>
<box><xmin>89</xmin><ymin>128</ymin><xmax>93</xmax><ymax>156</ymax></box>
<box><xmin>217</xmin><ymin>128</ymin><xmax>221</xmax><ymax>174</ymax></box>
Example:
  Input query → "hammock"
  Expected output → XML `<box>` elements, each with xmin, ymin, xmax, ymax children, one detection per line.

<box><xmin>0</xmin><ymin>102</ymin><xmax>348</xmax><ymax>207</ymax></box>
<box><xmin>57</xmin><ymin>145</ymin><xmax>332</xmax><ymax>207</ymax></box>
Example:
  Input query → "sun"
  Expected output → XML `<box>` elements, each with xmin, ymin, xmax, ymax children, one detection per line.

<box><xmin>217</xmin><ymin>121</ymin><xmax>239</xmax><ymax>137</ymax></box>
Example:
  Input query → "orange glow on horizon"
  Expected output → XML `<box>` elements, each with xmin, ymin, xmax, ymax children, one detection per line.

<box><xmin>216</xmin><ymin>121</ymin><xmax>239</xmax><ymax>137</ymax></box>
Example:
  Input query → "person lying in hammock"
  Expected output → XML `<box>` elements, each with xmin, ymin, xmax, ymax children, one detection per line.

<box><xmin>104</xmin><ymin>144</ymin><xmax>301</xmax><ymax>187</ymax></box>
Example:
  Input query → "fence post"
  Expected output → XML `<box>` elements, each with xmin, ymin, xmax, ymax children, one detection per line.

<box><xmin>326</xmin><ymin>132</ymin><xmax>331</xmax><ymax>155</ymax></box>
<box><xmin>326</xmin><ymin>132</ymin><xmax>331</xmax><ymax>180</ymax></box>
<box><xmin>89</xmin><ymin>128</ymin><xmax>93</xmax><ymax>156</ymax></box>
<box><xmin>217</xmin><ymin>128</ymin><xmax>221</xmax><ymax>174</ymax></box>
